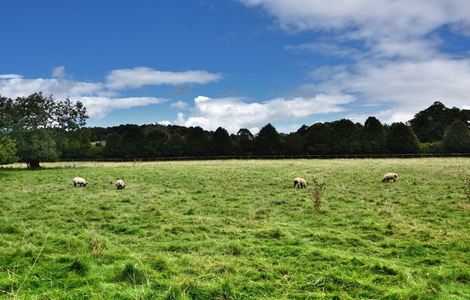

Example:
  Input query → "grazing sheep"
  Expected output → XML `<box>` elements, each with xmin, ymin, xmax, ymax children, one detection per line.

<box><xmin>115</xmin><ymin>179</ymin><xmax>125</xmax><ymax>190</ymax></box>
<box><xmin>73</xmin><ymin>177</ymin><xmax>87</xmax><ymax>187</ymax></box>
<box><xmin>382</xmin><ymin>172</ymin><xmax>398</xmax><ymax>182</ymax></box>
<box><xmin>294</xmin><ymin>177</ymin><xmax>307</xmax><ymax>188</ymax></box>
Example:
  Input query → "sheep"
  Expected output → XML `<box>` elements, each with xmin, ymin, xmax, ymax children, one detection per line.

<box><xmin>73</xmin><ymin>177</ymin><xmax>87</xmax><ymax>187</ymax></box>
<box><xmin>115</xmin><ymin>179</ymin><xmax>125</xmax><ymax>190</ymax></box>
<box><xmin>382</xmin><ymin>172</ymin><xmax>398</xmax><ymax>182</ymax></box>
<box><xmin>294</xmin><ymin>177</ymin><xmax>307</xmax><ymax>188</ymax></box>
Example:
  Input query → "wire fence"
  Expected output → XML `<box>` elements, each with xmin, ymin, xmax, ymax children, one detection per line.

<box><xmin>58</xmin><ymin>153</ymin><xmax>470</xmax><ymax>162</ymax></box>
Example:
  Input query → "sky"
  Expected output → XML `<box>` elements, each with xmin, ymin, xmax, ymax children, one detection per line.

<box><xmin>1</xmin><ymin>0</ymin><xmax>469</xmax><ymax>133</ymax></box>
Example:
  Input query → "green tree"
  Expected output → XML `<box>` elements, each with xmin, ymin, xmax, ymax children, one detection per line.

<box><xmin>16</xmin><ymin>130</ymin><xmax>59</xmax><ymax>168</ymax></box>
<box><xmin>186</xmin><ymin>127</ymin><xmax>209</xmax><ymax>156</ymax></box>
<box><xmin>0</xmin><ymin>132</ymin><xmax>17</xmax><ymax>165</ymax></box>
<box><xmin>387</xmin><ymin>122</ymin><xmax>420</xmax><ymax>154</ymax></box>
<box><xmin>255</xmin><ymin>124</ymin><xmax>282</xmax><ymax>155</ymax></box>
<box><xmin>330</xmin><ymin>119</ymin><xmax>361</xmax><ymax>154</ymax></box>
<box><xmin>121</xmin><ymin>126</ymin><xmax>146</xmax><ymax>157</ymax></box>
<box><xmin>236</xmin><ymin>128</ymin><xmax>254</xmax><ymax>155</ymax></box>
<box><xmin>362</xmin><ymin>116</ymin><xmax>386</xmax><ymax>153</ymax></box>
<box><xmin>0</xmin><ymin>93</ymin><xmax>88</xmax><ymax>167</ymax></box>
<box><xmin>443</xmin><ymin>120</ymin><xmax>470</xmax><ymax>152</ymax></box>
<box><xmin>211</xmin><ymin>127</ymin><xmax>232</xmax><ymax>155</ymax></box>
<box><xmin>104</xmin><ymin>132</ymin><xmax>123</xmax><ymax>158</ymax></box>
<box><xmin>165</xmin><ymin>133</ymin><xmax>184</xmax><ymax>156</ymax></box>
<box><xmin>304</xmin><ymin>123</ymin><xmax>332</xmax><ymax>155</ymax></box>
<box><xmin>409</xmin><ymin>101</ymin><xmax>468</xmax><ymax>142</ymax></box>
<box><xmin>143</xmin><ymin>129</ymin><xmax>169</xmax><ymax>157</ymax></box>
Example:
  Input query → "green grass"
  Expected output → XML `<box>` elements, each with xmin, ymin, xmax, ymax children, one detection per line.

<box><xmin>0</xmin><ymin>159</ymin><xmax>469</xmax><ymax>299</ymax></box>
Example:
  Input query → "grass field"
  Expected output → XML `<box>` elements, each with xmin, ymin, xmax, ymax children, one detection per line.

<box><xmin>1</xmin><ymin>159</ymin><xmax>469</xmax><ymax>299</ymax></box>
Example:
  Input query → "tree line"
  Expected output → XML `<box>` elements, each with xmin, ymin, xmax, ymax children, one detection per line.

<box><xmin>1</xmin><ymin>93</ymin><xmax>469</xmax><ymax>167</ymax></box>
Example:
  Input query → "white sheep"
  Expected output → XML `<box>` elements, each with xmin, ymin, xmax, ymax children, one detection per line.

<box><xmin>382</xmin><ymin>172</ymin><xmax>398</xmax><ymax>182</ymax></box>
<box><xmin>115</xmin><ymin>179</ymin><xmax>125</xmax><ymax>190</ymax></box>
<box><xmin>73</xmin><ymin>177</ymin><xmax>87</xmax><ymax>187</ymax></box>
<box><xmin>294</xmin><ymin>177</ymin><xmax>307</xmax><ymax>188</ymax></box>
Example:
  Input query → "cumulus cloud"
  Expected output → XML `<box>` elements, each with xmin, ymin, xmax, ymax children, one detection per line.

<box><xmin>170</xmin><ymin>100</ymin><xmax>190</xmax><ymax>110</ymax></box>
<box><xmin>174</xmin><ymin>94</ymin><xmax>354</xmax><ymax>133</ymax></box>
<box><xmin>106</xmin><ymin>67</ymin><xmax>222</xmax><ymax>89</ymax></box>
<box><xmin>240</xmin><ymin>0</ymin><xmax>470</xmax><ymax>123</ymax></box>
<box><xmin>324</xmin><ymin>58</ymin><xmax>470</xmax><ymax>122</ymax></box>
<box><xmin>0</xmin><ymin>66</ymin><xmax>221</xmax><ymax>119</ymax></box>
<box><xmin>77</xmin><ymin>97</ymin><xmax>166</xmax><ymax>119</ymax></box>
<box><xmin>0</xmin><ymin>72</ymin><xmax>165</xmax><ymax>119</ymax></box>
<box><xmin>52</xmin><ymin>66</ymin><xmax>66</xmax><ymax>78</ymax></box>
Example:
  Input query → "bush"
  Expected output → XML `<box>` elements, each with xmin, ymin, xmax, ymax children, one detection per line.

<box><xmin>0</xmin><ymin>133</ymin><xmax>17</xmax><ymax>165</ymax></box>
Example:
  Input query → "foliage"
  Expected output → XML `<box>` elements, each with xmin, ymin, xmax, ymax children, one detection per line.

<box><xmin>362</xmin><ymin>116</ymin><xmax>386</xmax><ymax>153</ymax></box>
<box><xmin>0</xmin><ymin>159</ymin><xmax>469</xmax><ymax>298</ymax></box>
<box><xmin>211</xmin><ymin>127</ymin><xmax>232</xmax><ymax>156</ymax></box>
<box><xmin>255</xmin><ymin>123</ymin><xmax>281</xmax><ymax>155</ymax></box>
<box><xmin>15</xmin><ymin>129</ymin><xmax>59</xmax><ymax>168</ymax></box>
<box><xmin>443</xmin><ymin>119</ymin><xmax>470</xmax><ymax>153</ymax></box>
<box><xmin>0</xmin><ymin>93</ymin><xmax>88</xmax><ymax>167</ymax></box>
<box><xmin>0</xmin><ymin>132</ymin><xmax>17</xmax><ymax>165</ymax></box>
<box><xmin>387</xmin><ymin>122</ymin><xmax>420</xmax><ymax>154</ymax></box>
<box><xmin>310</xmin><ymin>178</ymin><xmax>326</xmax><ymax>213</ymax></box>
<box><xmin>104</xmin><ymin>132</ymin><xmax>123</xmax><ymax>158</ymax></box>
<box><xmin>185</xmin><ymin>126</ymin><xmax>209</xmax><ymax>156</ymax></box>
<box><xmin>409</xmin><ymin>101</ymin><xmax>469</xmax><ymax>143</ymax></box>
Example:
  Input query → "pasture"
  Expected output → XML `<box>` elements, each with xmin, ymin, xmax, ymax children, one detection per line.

<box><xmin>0</xmin><ymin>159</ymin><xmax>469</xmax><ymax>299</ymax></box>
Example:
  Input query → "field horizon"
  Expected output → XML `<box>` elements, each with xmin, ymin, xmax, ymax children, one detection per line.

<box><xmin>1</xmin><ymin>158</ymin><xmax>469</xmax><ymax>299</ymax></box>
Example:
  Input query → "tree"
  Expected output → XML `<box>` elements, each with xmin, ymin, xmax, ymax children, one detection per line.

<box><xmin>16</xmin><ymin>130</ymin><xmax>59</xmax><ymax>168</ymax></box>
<box><xmin>329</xmin><ymin>119</ymin><xmax>361</xmax><ymax>154</ymax></box>
<box><xmin>387</xmin><ymin>122</ymin><xmax>420</xmax><ymax>154</ymax></box>
<box><xmin>362</xmin><ymin>117</ymin><xmax>386</xmax><ymax>153</ymax></box>
<box><xmin>185</xmin><ymin>126</ymin><xmax>209</xmax><ymax>156</ymax></box>
<box><xmin>0</xmin><ymin>132</ymin><xmax>17</xmax><ymax>165</ymax></box>
<box><xmin>255</xmin><ymin>124</ymin><xmax>282</xmax><ymax>155</ymax></box>
<box><xmin>121</xmin><ymin>126</ymin><xmax>146</xmax><ymax>157</ymax></box>
<box><xmin>236</xmin><ymin>128</ymin><xmax>254</xmax><ymax>155</ymax></box>
<box><xmin>0</xmin><ymin>93</ymin><xmax>88</xmax><ymax>167</ymax></box>
<box><xmin>409</xmin><ymin>101</ymin><xmax>468</xmax><ymax>142</ymax></box>
<box><xmin>165</xmin><ymin>134</ymin><xmax>184</xmax><ymax>156</ymax></box>
<box><xmin>304</xmin><ymin>123</ymin><xmax>332</xmax><ymax>155</ymax></box>
<box><xmin>143</xmin><ymin>129</ymin><xmax>169</xmax><ymax>157</ymax></box>
<box><xmin>211</xmin><ymin>127</ymin><xmax>232</xmax><ymax>155</ymax></box>
<box><xmin>443</xmin><ymin>120</ymin><xmax>470</xmax><ymax>152</ymax></box>
<box><xmin>104</xmin><ymin>132</ymin><xmax>123</xmax><ymax>158</ymax></box>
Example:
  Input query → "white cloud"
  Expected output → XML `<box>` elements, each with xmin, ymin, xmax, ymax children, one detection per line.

<box><xmin>0</xmin><ymin>74</ymin><xmax>22</xmax><ymax>79</ymax></box>
<box><xmin>175</xmin><ymin>94</ymin><xmax>354</xmax><ymax>133</ymax></box>
<box><xmin>307</xmin><ymin>57</ymin><xmax>470</xmax><ymax>123</ymax></box>
<box><xmin>77</xmin><ymin>97</ymin><xmax>166</xmax><ymax>119</ymax></box>
<box><xmin>285</xmin><ymin>42</ymin><xmax>362</xmax><ymax>58</ymax></box>
<box><xmin>241</xmin><ymin>0</ymin><xmax>470</xmax><ymax>59</ymax></box>
<box><xmin>157</xmin><ymin>120</ymin><xmax>172</xmax><ymax>126</ymax></box>
<box><xmin>240</xmin><ymin>0</ymin><xmax>470</xmax><ymax>37</ymax></box>
<box><xmin>0</xmin><ymin>76</ymin><xmax>105</xmax><ymax>99</ymax></box>
<box><xmin>52</xmin><ymin>66</ymin><xmax>66</xmax><ymax>78</ymax></box>
<box><xmin>240</xmin><ymin>0</ymin><xmax>470</xmax><ymax>124</ymax></box>
<box><xmin>170</xmin><ymin>100</ymin><xmax>190</xmax><ymax>110</ymax></box>
<box><xmin>106</xmin><ymin>67</ymin><xmax>222</xmax><ymax>89</ymax></box>
<box><xmin>0</xmin><ymin>71</ymin><xmax>166</xmax><ymax>119</ymax></box>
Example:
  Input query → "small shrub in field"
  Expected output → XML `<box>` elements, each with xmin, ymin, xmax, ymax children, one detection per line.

<box><xmin>310</xmin><ymin>178</ymin><xmax>326</xmax><ymax>213</ymax></box>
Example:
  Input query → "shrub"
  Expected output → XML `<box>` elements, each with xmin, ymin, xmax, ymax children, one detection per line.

<box><xmin>310</xmin><ymin>178</ymin><xmax>326</xmax><ymax>213</ymax></box>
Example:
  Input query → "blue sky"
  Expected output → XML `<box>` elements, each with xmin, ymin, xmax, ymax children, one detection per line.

<box><xmin>1</xmin><ymin>0</ymin><xmax>469</xmax><ymax>133</ymax></box>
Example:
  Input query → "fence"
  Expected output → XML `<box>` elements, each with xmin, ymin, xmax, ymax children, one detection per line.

<box><xmin>58</xmin><ymin>153</ymin><xmax>470</xmax><ymax>162</ymax></box>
